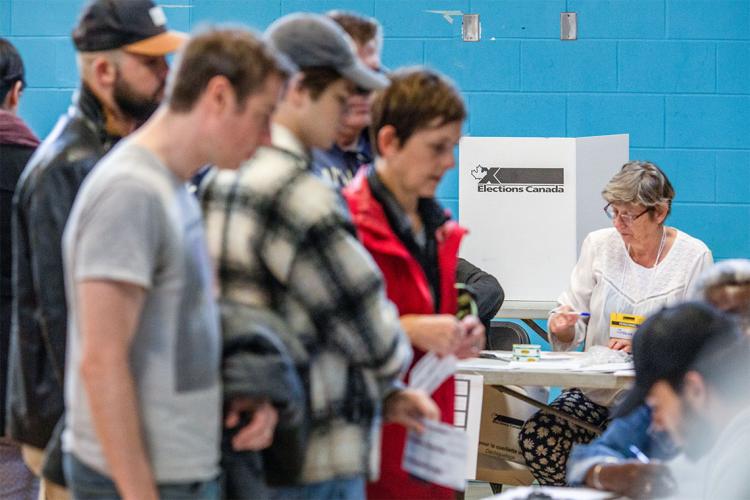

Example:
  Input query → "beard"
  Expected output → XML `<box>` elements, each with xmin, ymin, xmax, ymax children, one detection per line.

<box><xmin>113</xmin><ymin>70</ymin><xmax>162</xmax><ymax>125</ymax></box>
<box><xmin>682</xmin><ymin>404</ymin><xmax>718</xmax><ymax>461</ymax></box>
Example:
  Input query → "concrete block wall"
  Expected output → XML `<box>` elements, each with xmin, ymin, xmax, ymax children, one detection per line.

<box><xmin>2</xmin><ymin>0</ymin><xmax>748</xmax><ymax>258</ymax></box>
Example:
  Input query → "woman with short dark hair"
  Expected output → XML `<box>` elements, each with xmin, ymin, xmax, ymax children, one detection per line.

<box><xmin>0</xmin><ymin>36</ymin><xmax>40</xmax><ymax>499</ymax></box>
<box><xmin>344</xmin><ymin>68</ymin><xmax>485</xmax><ymax>500</ymax></box>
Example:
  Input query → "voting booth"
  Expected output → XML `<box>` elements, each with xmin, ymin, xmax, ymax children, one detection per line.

<box><xmin>457</xmin><ymin>135</ymin><xmax>629</xmax><ymax>484</ymax></box>
<box><xmin>458</xmin><ymin>134</ymin><xmax>629</xmax><ymax>307</ymax></box>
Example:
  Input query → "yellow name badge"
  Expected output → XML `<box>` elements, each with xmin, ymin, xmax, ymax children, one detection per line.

<box><xmin>609</xmin><ymin>312</ymin><xmax>646</xmax><ymax>341</ymax></box>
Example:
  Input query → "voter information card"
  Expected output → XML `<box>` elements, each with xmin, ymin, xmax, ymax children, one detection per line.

<box><xmin>402</xmin><ymin>419</ymin><xmax>469</xmax><ymax>491</ymax></box>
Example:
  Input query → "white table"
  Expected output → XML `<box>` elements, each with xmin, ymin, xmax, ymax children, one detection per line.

<box><xmin>457</xmin><ymin>352</ymin><xmax>635</xmax><ymax>435</ymax></box>
<box><xmin>458</xmin><ymin>357</ymin><xmax>634</xmax><ymax>390</ymax></box>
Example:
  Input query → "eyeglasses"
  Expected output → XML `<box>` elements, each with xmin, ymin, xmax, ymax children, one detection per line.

<box><xmin>603</xmin><ymin>203</ymin><xmax>651</xmax><ymax>226</ymax></box>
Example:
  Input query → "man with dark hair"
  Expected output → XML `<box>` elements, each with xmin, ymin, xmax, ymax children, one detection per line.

<box><xmin>311</xmin><ymin>10</ymin><xmax>382</xmax><ymax>188</ymax></box>
<box><xmin>573</xmin><ymin>302</ymin><xmax>745</xmax><ymax>498</ymax></box>
<box><xmin>0</xmin><ymin>36</ymin><xmax>39</xmax><ymax>500</ymax></box>
<box><xmin>200</xmin><ymin>13</ymin><xmax>438</xmax><ymax>499</ymax></box>
<box><xmin>62</xmin><ymin>28</ymin><xmax>290</xmax><ymax>499</ymax></box>
<box><xmin>8</xmin><ymin>1</ymin><xmax>184</xmax><ymax>497</ymax></box>
<box><xmin>645</xmin><ymin>315</ymin><xmax>750</xmax><ymax>499</ymax></box>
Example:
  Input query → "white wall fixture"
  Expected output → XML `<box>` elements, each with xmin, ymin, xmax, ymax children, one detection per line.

<box><xmin>462</xmin><ymin>14</ymin><xmax>481</xmax><ymax>42</ymax></box>
<box><xmin>561</xmin><ymin>12</ymin><xmax>577</xmax><ymax>40</ymax></box>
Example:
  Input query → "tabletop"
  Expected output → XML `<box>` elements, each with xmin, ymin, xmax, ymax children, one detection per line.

<box><xmin>457</xmin><ymin>352</ymin><xmax>635</xmax><ymax>390</ymax></box>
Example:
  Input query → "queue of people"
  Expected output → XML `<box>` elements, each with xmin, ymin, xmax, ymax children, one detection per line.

<box><xmin>1</xmin><ymin>1</ymin><xmax>749</xmax><ymax>500</ymax></box>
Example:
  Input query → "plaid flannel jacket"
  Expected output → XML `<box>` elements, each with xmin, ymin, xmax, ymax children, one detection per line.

<box><xmin>200</xmin><ymin>125</ymin><xmax>412</xmax><ymax>484</ymax></box>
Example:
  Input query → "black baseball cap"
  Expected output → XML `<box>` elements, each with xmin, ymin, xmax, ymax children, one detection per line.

<box><xmin>72</xmin><ymin>0</ymin><xmax>187</xmax><ymax>56</ymax></box>
<box><xmin>615</xmin><ymin>301</ymin><xmax>742</xmax><ymax>418</ymax></box>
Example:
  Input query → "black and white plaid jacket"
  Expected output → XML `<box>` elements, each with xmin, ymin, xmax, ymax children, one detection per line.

<box><xmin>200</xmin><ymin>125</ymin><xmax>412</xmax><ymax>484</ymax></box>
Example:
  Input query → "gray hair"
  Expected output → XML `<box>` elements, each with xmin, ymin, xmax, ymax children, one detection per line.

<box><xmin>697</xmin><ymin>259</ymin><xmax>750</xmax><ymax>335</ymax></box>
<box><xmin>602</xmin><ymin>160</ymin><xmax>675</xmax><ymax>215</ymax></box>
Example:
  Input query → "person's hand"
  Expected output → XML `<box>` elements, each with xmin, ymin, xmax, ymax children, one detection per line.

<box><xmin>453</xmin><ymin>315</ymin><xmax>486</xmax><ymax>359</ymax></box>
<box><xmin>608</xmin><ymin>338</ymin><xmax>633</xmax><ymax>353</ymax></box>
<box><xmin>383</xmin><ymin>388</ymin><xmax>440</xmax><ymax>434</ymax></box>
<box><xmin>586</xmin><ymin>461</ymin><xmax>676</xmax><ymax>498</ymax></box>
<box><xmin>225</xmin><ymin>398</ymin><xmax>279</xmax><ymax>451</ymax></box>
<box><xmin>403</xmin><ymin>314</ymin><xmax>464</xmax><ymax>356</ymax></box>
<box><xmin>549</xmin><ymin>305</ymin><xmax>579</xmax><ymax>333</ymax></box>
<box><xmin>548</xmin><ymin>305</ymin><xmax>581</xmax><ymax>343</ymax></box>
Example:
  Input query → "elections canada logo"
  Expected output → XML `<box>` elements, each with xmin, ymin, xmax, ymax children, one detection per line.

<box><xmin>470</xmin><ymin>165</ymin><xmax>565</xmax><ymax>193</ymax></box>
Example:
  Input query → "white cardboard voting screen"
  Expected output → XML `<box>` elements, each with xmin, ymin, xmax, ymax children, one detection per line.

<box><xmin>459</xmin><ymin>135</ymin><xmax>629</xmax><ymax>303</ymax></box>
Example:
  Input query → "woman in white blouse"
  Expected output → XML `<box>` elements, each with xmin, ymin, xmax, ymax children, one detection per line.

<box><xmin>518</xmin><ymin>161</ymin><xmax>713</xmax><ymax>485</ymax></box>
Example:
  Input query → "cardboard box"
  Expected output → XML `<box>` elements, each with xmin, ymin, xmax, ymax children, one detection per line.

<box><xmin>477</xmin><ymin>386</ymin><xmax>547</xmax><ymax>470</ymax></box>
<box><xmin>475</xmin><ymin>453</ymin><xmax>535</xmax><ymax>486</ymax></box>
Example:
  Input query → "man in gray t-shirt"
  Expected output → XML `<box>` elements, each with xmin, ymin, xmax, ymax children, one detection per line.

<box><xmin>61</xmin><ymin>29</ymin><xmax>291</xmax><ymax>499</ymax></box>
<box><xmin>63</xmin><ymin>142</ymin><xmax>222</xmax><ymax>481</ymax></box>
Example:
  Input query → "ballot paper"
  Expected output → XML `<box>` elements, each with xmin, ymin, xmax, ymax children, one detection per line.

<box><xmin>402</xmin><ymin>419</ymin><xmax>469</xmax><ymax>491</ymax></box>
<box><xmin>409</xmin><ymin>352</ymin><xmax>457</xmax><ymax>395</ymax></box>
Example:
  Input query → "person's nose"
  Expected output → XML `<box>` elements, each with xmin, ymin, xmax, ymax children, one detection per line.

<box><xmin>613</xmin><ymin>213</ymin><xmax>628</xmax><ymax>231</ymax></box>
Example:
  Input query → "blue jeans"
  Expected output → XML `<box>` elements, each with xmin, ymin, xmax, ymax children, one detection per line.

<box><xmin>63</xmin><ymin>453</ymin><xmax>219</xmax><ymax>500</ymax></box>
<box><xmin>268</xmin><ymin>476</ymin><xmax>365</xmax><ymax>500</ymax></box>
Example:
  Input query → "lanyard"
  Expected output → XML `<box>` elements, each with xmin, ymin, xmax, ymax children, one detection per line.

<box><xmin>617</xmin><ymin>225</ymin><xmax>667</xmax><ymax>314</ymax></box>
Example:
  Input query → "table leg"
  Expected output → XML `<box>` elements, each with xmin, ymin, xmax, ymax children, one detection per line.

<box><xmin>492</xmin><ymin>385</ymin><xmax>603</xmax><ymax>436</ymax></box>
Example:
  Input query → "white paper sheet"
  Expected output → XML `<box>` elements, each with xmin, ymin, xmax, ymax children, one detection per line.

<box><xmin>409</xmin><ymin>352</ymin><xmax>457</xmax><ymax>395</ymax></box>
<box><xmin>402</xmin><ymin>419</ymin><xmax>469</xmax><ymax>491</ymax></box>
<box><xmin>507</xmin><ymin>361</ymin><xmax>584</xmax><ymax>370</ymax></box>
<box><xmin>576</xmin><ymin>362</ymin><xmax>634</xmax><ymax>373</ymax></box>
<box><xmin>454</xmin><ymin>374</ymin><xmax>484</xmax><ymax>479</ymax></box>
<box><xmin>488</xmin><ymin>485</ymin><xmax>616</xmax><ymax>499</ymax></box>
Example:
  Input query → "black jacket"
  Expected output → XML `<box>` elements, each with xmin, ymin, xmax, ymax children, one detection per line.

<box><xmin>6</xmin><ymin>86</ymin><xmax>119</xmax><ymax>447</ymax></box>
<box><xmin>0</xmin><ymin>112</ymin><xmax>39</xmax><ymax>437</ymax></box>
<box><xmin>219</xmin><ymin>300</ymin><xmax>307</xmax><ymax>498</ymax></box>
<box><xmin>456</xmin><ymin>258</ymin><xmax>505</xmax><ymax>332</ymax></box>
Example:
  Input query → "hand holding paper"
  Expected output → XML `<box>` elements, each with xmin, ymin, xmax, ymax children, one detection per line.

<box><xmin>402</xmin><ymin>419</ymin><xmax>469</xmax><ymax>491</ymax></box>
<box><xmin>383</xmin><ymin>388</ymin><xmax>440</xmax><ymax>434</ymax></box>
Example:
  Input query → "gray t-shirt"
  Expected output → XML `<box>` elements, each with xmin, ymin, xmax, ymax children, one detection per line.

<box><xmin>62</xmin><ymin>141</ymin><xmax>221</xmax><ymax>482</ymax></box>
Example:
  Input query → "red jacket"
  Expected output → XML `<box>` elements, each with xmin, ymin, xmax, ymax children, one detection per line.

<box><xmin>343</xmin><ymin>171</ymin><xmax>467</xmax><ymax>500</ymax></box>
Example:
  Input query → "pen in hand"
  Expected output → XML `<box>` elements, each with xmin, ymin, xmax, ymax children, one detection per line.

<box><xmin>550</xmin><ymin>307</ymin><xmax>590</xmax><ymax>318</ymax></box>
<box><xmin>629</xmin><ymin>444</ymin><xmax>650</xmax><ymax>463</ymax></box>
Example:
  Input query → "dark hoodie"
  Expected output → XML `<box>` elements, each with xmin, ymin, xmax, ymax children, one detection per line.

<box><xmin>0</xmin><ymin>108</ymin><xmax>39</xmax><ymax>436</ymax></box>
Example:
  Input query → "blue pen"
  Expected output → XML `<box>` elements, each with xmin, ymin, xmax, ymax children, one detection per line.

<box><xmin>629</xmin><ymin>444</ymin><xmax>650</xmax><ymax>463</ymax></box>
<box><xmin>551</xmin><ymin>308</ymin><xmax>590</xmax><ymax>318</ymax></box>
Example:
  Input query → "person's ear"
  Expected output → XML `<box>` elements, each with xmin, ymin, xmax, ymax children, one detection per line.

<box><xmin>682</xmin><ymin>371</ymin><xmax>708</xmax><ymax>409</ymax></box>
<box><xmin>654</xmin><ymin>202</ymin><xmax>669</xmax><ymax>224</ymax></box>
<box><xmin>376</xmin><ymin>125</ymin><xmax>401</xmax><ymax>159</ymax></box>
<box><xmin>8</xmin><ymin>80</ymin><xmax>23</xmax><ymax>109</ymax></box>
<box><xmin>91</xmin><ymin>55</ymin><xmax>118</xmax><ymax>91</ymax></box>
<box><xmin>285</xmin><ymin>73</ymin><xmax>308</xmax><ymax>108</ymax></box>
<box><xmin>203</xmin><ymin>75</ymin><xmax>234</xmax><ymax>115</ymax></box>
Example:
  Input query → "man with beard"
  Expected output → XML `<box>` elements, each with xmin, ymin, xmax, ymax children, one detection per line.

<box><xmin>642</xmin><ymin>310</ymin><xmax>750</xmax><ymax>499</ymax></box>
<box><xmin>587</xmin><ymin>302</ymin><xmax>747</xmax><ymax>499</ymax></box>
<box><xmin>7</xmin><ymin>1</ymin><xmax>183</xmax><ymax>497</ymax></box>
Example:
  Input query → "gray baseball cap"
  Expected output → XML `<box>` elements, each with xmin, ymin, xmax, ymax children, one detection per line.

<box><xmin>264</xmin><ymin>13</ymin><xmax>389</xmax><ymax>91</ymax></box>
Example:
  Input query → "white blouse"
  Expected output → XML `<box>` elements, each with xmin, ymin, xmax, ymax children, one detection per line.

<box><xmin>551</xmin><ymin>227</ymin><xmax>713</xmax><ymax>407</ymax></box>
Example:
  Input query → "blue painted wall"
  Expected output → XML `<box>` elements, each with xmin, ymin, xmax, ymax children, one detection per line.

<box><xmin>2</xmin><ymin>0</ymin><xmax>749</xmax><ymax>258</ymax></box>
